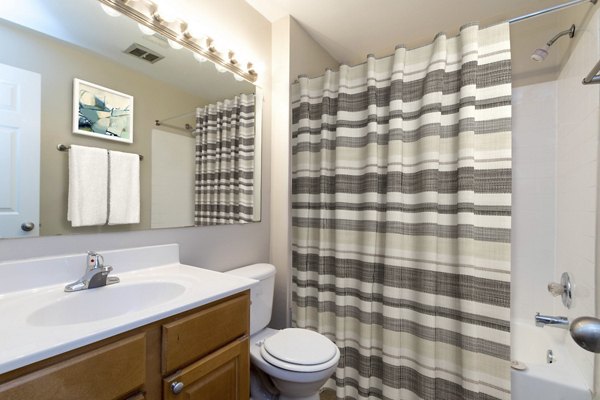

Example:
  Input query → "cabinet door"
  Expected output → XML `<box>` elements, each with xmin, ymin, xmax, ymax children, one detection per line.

<box><xmin>163</xmin><ymin>337</ymin><xmax>249</xmax><ymax>400</ymax></box>
<box><xmin>0</xmin><ymin>334</ymin><xmax>146</xmax><ymax>400</ymax></box>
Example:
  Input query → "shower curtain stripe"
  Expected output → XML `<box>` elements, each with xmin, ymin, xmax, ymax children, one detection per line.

<box><xmin>291</xmin><ymin>22</ymin><xmax>511</xmax><ymax>400</ymax></box>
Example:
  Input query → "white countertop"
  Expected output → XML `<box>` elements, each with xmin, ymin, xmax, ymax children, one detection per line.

<box><xmin>0</xmin><ymin>245</ymin><xmax>257</xmax><ymax>374</ymax></box>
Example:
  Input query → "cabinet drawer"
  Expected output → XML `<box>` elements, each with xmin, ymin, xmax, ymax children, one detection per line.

<box><xmin>162</xmin><ymin>292</ymin><xmax>249</xmax><ymax>374</ymax></box>
<box><xmin>163</xmin><ymin>337</ymin><xmax>249</xmax><ymax>400</ymax></box>
<box><xmin>0</xmin><ymin>334</ymin><xmax>146</xmax><ymax>400</ymax></box>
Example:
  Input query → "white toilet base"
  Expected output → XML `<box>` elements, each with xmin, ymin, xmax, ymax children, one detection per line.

<box><xmin>271</xmin><ymin>375</ymin><xmax>324</xmax><ymax>399</ymax></box>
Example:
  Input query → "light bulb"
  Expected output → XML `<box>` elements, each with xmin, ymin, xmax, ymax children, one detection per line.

<box><xmin>193</xmin><ymin>53</ymin><xmax>207</xmax><ymax>63</ymax></box>
<box><xmin>215</xmin><ymin>64</ymin><xmax>227</xmax><ymax>73</ymax></box>
<box><xmin>167</xmin><ymin>39</ymin><xmax>183</xmax><ymax>50</ymax></box>
<box><xmin>153</xmin><ymin>6</ymin><xmax>178</xmax><ymax>23</ymax></box>
<box><xmin>233</xmin><ymin>74</ymin><xmax>244</xmax><ymax>82</ymax></box>
<box><xmin>208</xmin><ymin>40</ymin><xmax>220</xmax><ymax>54</ymax></box>
<box><xmin>249</xmin><ymin>61</ymin><xmax>264</xmax><ymax>76</ymax></box>
<box><xmin>196</xmin><ymin>36</ymin><xmax>210</xmax><ymax>49</ymax></box>
<box><xmin>138</xmin><ymin>23</ymin><xmax>155</xmax><ymax>35</ymax></box>
<box><xmin>100</xmin><ymin>3</ymin><xmax>121</xmax><ymax>17</ymax></box>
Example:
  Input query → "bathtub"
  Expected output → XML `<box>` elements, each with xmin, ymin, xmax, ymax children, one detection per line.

<box><xmin>511</xmin><ymin>321</ymin><xmax>592</xmax><ymax>400</ymax></box>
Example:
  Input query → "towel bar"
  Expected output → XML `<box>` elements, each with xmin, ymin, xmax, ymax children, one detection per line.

<box><xmin>57</xmin><ymin>144</ymin><xmax>143</xmax><ymax>160</ymax></box>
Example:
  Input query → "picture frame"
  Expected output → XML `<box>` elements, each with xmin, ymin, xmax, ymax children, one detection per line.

<box><xmin>73</xmin><ymin>78</ymin><xmax>134</xmax><ymax>143</ymax></box>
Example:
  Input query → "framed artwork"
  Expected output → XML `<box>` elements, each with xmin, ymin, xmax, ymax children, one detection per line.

<box><xmin>73</xmin><ymin>79</ymin><xmax>133</xmax><ymax>143</ymax></box>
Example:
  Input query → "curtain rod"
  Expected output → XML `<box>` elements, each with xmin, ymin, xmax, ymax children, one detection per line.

<box><xmin>154</xmin><ymin>120</ymin><xmax>194</xmax><ymax>133</ymax></box>
<box><xmin>508</xmin><ymin>0</ymin><xmax>596</xmax><ymax>24</ymax></box>
<box><xmin>156</xmin><ymin>110</ymin><xmax>196</xmax><ymax>123</ymax></box>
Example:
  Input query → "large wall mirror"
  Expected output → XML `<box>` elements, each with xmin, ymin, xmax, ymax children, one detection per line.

<box><xmin>0</xmin><ymin>0</ymin><xmax>262</xmax><ymax>239</ymax></box>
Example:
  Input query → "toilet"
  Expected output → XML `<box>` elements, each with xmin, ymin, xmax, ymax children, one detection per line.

<box><xmin>226</xmin><ymin>263</ymin><xmax>340</xmax><ymax>400</ymax></box>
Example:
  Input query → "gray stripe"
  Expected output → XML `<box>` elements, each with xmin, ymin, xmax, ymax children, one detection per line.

<box><xmin>292</xmin><ymin>157</ymin><xmax>513</xmax><ymax>173</ymax></box>
<box><xmin>292</xmin><ymin>96</ymin><xmax>510</xmax><ymax>126</ymax></box>
<box><xmin>293</xmin><ymin>296</ymin><xmax>509</xmax><ymax>332</ymax></box>
<box><xmin>293</xmin><ymin>60</ymin><xmax>511</xmax><ymax>109</ymax></box>
<box><xmin>336</xmin><ymin>347</ymin><xmax>507</xmax><ymax>400</ymax></box>
<box><xmin>293</xmin><ymin>253</ymin><xmax>510</xmax><ymax>307</ymax></box>
<box><xmin>292</xmin><ymin>119</ymin><xmax>512</xmax><ymax>145</ymax></box>
<box><xmin>292</xmin><ymin>169</ymin><xmax>512</xmax><ymax>195</ymax></box>
<box><xmin>292</xmin><ymin>245</ymin><xmax>510</xmax><ymax>275</ymax></box>
<box><xmin>293</xmin><ymin>217</ymin><xmax>510</xmax><ymax>242</ymax></box>
<box><xmin>291</xmin><ymin>202</ymin><xmax>511</xmax><ymax>217</ymax></box>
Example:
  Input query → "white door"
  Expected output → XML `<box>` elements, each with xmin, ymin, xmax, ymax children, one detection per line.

<box><xmin>0</xmin><ymin>63</ymin><xmax>41</xmax><ymax>238</ymax></box>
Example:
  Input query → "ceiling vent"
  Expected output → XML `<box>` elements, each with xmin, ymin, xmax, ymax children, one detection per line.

<box><xmin>123</xmin><ymin>43</ymin><xmax>164</xmax><ymax>64</ymax></box>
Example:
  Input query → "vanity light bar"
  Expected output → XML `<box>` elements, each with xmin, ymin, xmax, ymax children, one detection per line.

<box><xmin>97</xmin><ymin>0</ymin><xmax>258</xmax><ymax>83</ymax></box>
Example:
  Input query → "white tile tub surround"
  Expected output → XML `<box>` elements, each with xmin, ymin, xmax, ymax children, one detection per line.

<box><xmin>556</xmin><ymin>6</ymin><xmax>600</xmax><ymax>391</ymax></box>
<box><xmin>0</xmin><ymin>244</ymin><xmax>257</xmax><ymax>374</ymax></box>
<box><xmin>511</xmin><ymin>321</ymin><xmax>592</xmax><ymax>400</ymax></box>
<box><xmin>512</xmin><ymin>7</ymin><xmax>600</xmax><ymax>392</ymax></box>
<box><xmin>511</xmin><ymin>81</ymin><xmax>557</xmax><ymax>323</ymax></box>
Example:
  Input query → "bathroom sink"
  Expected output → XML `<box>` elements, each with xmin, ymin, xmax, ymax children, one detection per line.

<box><xmin>27</xmin><ymin>281</ymin><xmax>186</xmax><ymax>326</ymax></box>
<box><xmin>0</xmin><ymin>244</ymin><xmax>258</xmax><ymax>375</ymax></box>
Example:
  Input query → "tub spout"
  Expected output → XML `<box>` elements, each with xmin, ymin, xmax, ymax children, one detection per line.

<box><xmin>535</xmin><ymin>312</ymin><xmax>569</xmax><ymax>329</ymax></box>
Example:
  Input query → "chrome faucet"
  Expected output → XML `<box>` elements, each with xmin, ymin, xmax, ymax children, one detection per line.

<box><xmin>535</xmin><ymin>312</ymin><xmax>569</xmax><ymax>329</ymax></box>
<box><xmin>64</xmin><ymin>251</ymin><xmax>120</xmax><ymax>292</ymax></box>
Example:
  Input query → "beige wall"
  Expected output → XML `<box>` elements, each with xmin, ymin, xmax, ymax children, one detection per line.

<box><xmin>0</xmin><ymin>0</ymin><xmax>272</xmax><ymax>276</ymax></box>
<box><xmin>290</xmin><ymin>18</ymin><xmax>339</xmax><ymax>80</ymax></box>
<box><xmin>0</xmin><ymin>21</ymin><xmax>207</xmax><ymax>236</ymax></box>
<box><xmin>269</xmin><ymin>16</ymin><xmax>338</xmax><ymax>328</ymax></box>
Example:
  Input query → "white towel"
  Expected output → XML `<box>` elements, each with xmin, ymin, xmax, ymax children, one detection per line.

<box><xmin>67</xmin><ymin>145</ymin><xmax>108</xmax><ymax>227</ymax></box>
<box><xmin>108</xmin><ymin>150</ymin><xmax>140</xmax><ymax>225</ymax></box>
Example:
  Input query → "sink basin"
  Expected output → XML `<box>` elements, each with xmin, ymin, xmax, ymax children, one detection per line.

<box><xmin>27</xmin><ymin>281</ymin><xmax>186</xmax><ymax>326</ymax></box>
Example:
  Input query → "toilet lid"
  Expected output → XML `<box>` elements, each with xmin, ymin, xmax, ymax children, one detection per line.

<box><xmin>262</xmin><ymin>328</ymin><xmax>337</xmax><ymax>366</ymax></box>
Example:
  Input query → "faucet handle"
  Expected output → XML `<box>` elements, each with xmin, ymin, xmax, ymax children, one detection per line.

<box><xmin>548</xmin><ymin>282</ymin><xmax>565</xmax><ymax>296</ymax></box>
<box><xmin>86</xmin><ymin>251</ymin><xmax>104</xmax><ymax>270</ymax></box>
<box><xmin>547</xmin><ymin>272</ymin><xmax>573</xmax><ymax>309</ymax></box>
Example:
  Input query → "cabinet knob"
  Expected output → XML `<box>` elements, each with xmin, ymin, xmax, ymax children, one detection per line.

<box><xmin>171</xmin><ymin>381</ymin><xmax>184</xmax><ymax>395</ymax></box>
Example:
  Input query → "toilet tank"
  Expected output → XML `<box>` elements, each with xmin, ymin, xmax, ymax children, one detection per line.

<box><xmin>226</xmin><ymin>263</ymin><xmax>276</xmax><ymax>336</ymax></box>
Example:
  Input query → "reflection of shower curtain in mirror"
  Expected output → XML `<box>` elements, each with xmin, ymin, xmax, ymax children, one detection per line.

<box><xmin>194</xmin><ymin>94</ymin><xmax>255</xmax><ymax>225</ymax></box>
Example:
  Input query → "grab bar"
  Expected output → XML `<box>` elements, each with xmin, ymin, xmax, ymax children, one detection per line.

<box><xmin>582</xmin><ymin>59</ymin><xmax>600</xmax><ymax>84</ymax></box>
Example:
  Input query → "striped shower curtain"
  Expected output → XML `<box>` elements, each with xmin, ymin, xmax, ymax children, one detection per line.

<box><xmin>194</xmin><ymin>94</ymin><xmax>255</xmax><ymax>225</ymax></box>
<box><xmin>291</xmin><ymin>23</ymin><xmax>512</xmax><ymax>400</ymax></box>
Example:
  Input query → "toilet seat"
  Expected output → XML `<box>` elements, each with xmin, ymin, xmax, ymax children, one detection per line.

<box><xmin>260</xmin><ymin>328</ymin><xmax>340</xmax><ymax>372</ymax></box>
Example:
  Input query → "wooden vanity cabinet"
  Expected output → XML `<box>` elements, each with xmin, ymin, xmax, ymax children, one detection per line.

<box><xmin>0</xmin><ymin>291</ymin><xmax>250</xmax><ymax>400</ymax></box>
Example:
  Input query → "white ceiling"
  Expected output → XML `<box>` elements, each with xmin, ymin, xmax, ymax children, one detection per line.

<box><xmin>247</xmin><ymin>0</ymin><xmax>596</xmax><ymax>85</ymax></box>
<box><xmin>2</xmin><ymin>0</ymin><xmax>594</xmax><ymax>89</ymax></box>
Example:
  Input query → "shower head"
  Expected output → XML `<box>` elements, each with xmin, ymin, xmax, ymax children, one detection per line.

<box><xmin>531</xmin><ymin>24</ymin><xmax>575</xmax><ymax>62</ymax></box>
<box><xmin>531</xmin><ymin>45</ymin><xmax>549</xmax><ymax>62</ymax></box>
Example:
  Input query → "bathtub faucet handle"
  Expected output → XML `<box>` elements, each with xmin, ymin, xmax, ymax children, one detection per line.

<box><xmin>547</xmin><ymin>272</ymin><xmax>573</xmax><ymax>309</ymax></box>
<box><xmin>547</xmin><ymin>281</ymin><xmax>564</xmax><ymax>296</ymax></box>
